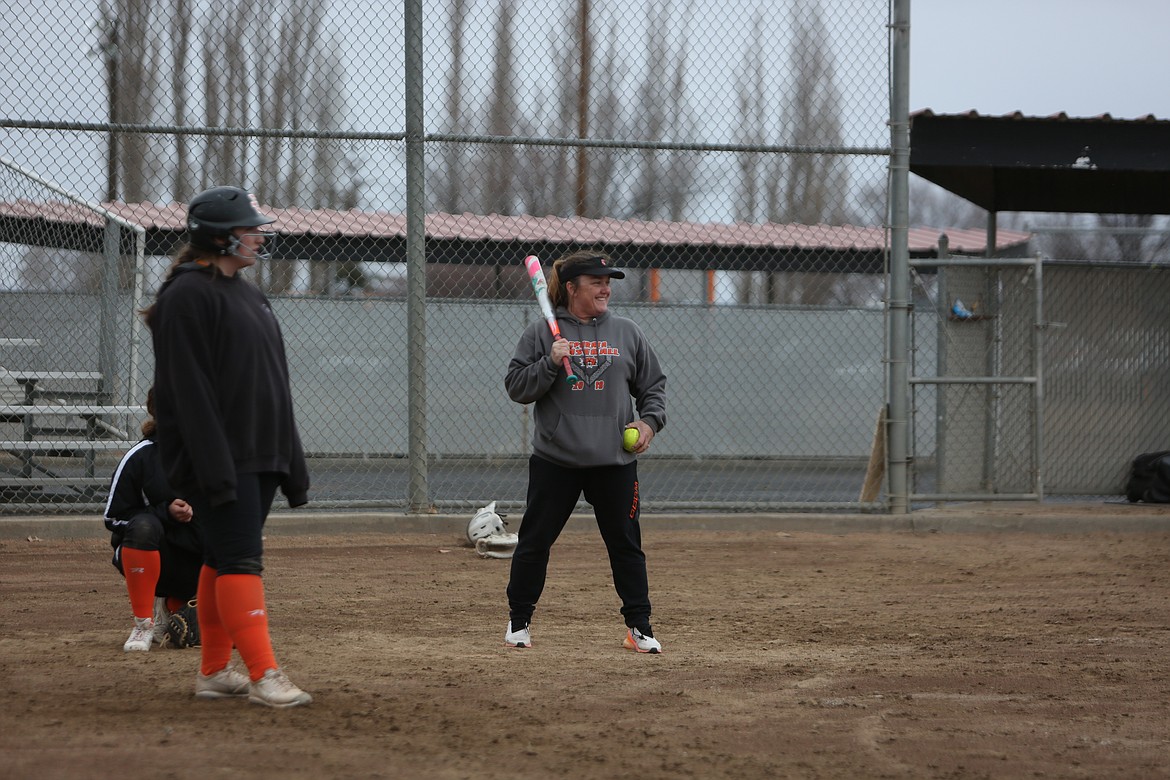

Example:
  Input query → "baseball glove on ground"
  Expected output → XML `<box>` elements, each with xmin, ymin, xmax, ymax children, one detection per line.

<box><xmin>163</xmin><ymin>599</ymin><xmax>200</xmax><ymax>648</ymax></box>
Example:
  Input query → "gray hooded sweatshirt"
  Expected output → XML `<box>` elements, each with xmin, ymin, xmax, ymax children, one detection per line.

<box><xmin>505</xmin><ymin>307</ymin><xmax>667</xmax><ymax>468</ymax></box>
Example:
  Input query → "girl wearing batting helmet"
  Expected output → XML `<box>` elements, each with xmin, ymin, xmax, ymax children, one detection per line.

<box><xmin>143</xmin><ymin>186</ymin><xmax>312</xmax><ymax>707</ymax></box>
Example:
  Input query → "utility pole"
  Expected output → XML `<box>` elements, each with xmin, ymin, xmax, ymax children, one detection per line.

<box><xmin>94</xmin><ymin>10</ymin><xmax>120</xmax><ymax>203</ymax></box>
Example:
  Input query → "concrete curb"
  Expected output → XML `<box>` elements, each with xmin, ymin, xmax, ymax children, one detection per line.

<box><xmin>3</xmin><ymin>503</ymin><xmax>1170</xmax><ymax>540</ymax></box>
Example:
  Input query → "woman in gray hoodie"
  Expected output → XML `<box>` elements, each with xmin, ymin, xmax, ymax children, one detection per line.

<box><xmin>503</xmin><ymin>251</ymin><xmax>667</xmax><ymax>654</ymax></box>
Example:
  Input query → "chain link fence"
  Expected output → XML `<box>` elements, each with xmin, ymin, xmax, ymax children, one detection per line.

<box><xmin>8</xmin><ymin>0</ymin><xmax>897</xmax><ymax>514</ymax></box>
<box><xmin>59</xmin><ymin>0</ymin><xmax>1170</xmax><ymax>519</ymax></box>
<box><xmin>910</xmin><ymin>257</ymin><xmax>1043</xmax><ymax>501</ymax></box>
<box><xmin>910</xmin><ymin>255</ymin><xmax>1170</xmax><ymax>503</ymax></box>
<box><xmin>5</xmin><ymin>1</ymin><xmax>1163</xmax><ymax>516</ymax></box>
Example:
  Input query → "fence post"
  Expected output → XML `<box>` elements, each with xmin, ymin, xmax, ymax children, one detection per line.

<box><xmin>886</xmin><ymin>0</ymin><xmax>912</xmax><ymax>513</ymax></box>
<box><xmin>935</xmin><ymin>233</ymin><xmax>950</xmax><ymax>494</ymax></box>
<box><xmin>405</xmin><ymin>0</ymin><xmax>429</xmax><ymax>512</ymax></box>
<box><xmin>99</xmin><ymin>219</ymin><xmax>120</xmax><ymax>405</ymax></box>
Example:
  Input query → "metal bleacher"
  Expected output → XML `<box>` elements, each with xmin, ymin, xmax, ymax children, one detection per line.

<box><xmin>1</xmin><ymin>363</ymin><xmax>145</xmax><ymax>507</ymax></box>
<box><xmin>0</xmin><ymin>159</ymin><xmax>151</xmax><ymax>511</ymax></box>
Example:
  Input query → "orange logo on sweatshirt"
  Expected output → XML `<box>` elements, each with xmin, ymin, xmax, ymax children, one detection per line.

<box><xmin>567</xmin><ymin>340</ymin><xmax>619</xmax><ymax>389</ymax></box>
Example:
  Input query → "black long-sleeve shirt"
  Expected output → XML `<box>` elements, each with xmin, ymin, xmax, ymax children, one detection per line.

<box><xmin>149</xmin><ymin>262</ymin><xmax>309</xmax><ymax>507</ymax></box>
<box><xmin>103</xmin><ymin>437</ymin><xmax>201</xmax><ymax>554</ymax></box>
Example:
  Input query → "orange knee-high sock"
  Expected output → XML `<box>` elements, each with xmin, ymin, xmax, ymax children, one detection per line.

<box><xmin>166</xmin><ymin>596</ymin><xmax>185</xmax><ymax>613</ymax></box>
<box><xmin>197</xmin><ymin>565</ymin><xmax>235</xmax><ymax>676</ymax></box>
<box><xmin>215</xmin><ymin>574</ymin><xmax>278</xmax><ymax>681</ymax></box>
<box><xmin>121</xmin><ymin>548</ymin><xmax>160</xmax><ymax>619</ymax></box>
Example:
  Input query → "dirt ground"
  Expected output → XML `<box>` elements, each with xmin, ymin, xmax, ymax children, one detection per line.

<box><xmin>2</xmin><ymin>522</ymin><xmax>1169</xmax><ymax>780</ymax></box>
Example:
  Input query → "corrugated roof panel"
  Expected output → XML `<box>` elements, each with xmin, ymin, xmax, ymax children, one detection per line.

<box><xmin>0</xmin><ymin>200</ymin><xmax>1029</xmax><ymax>255</ymax></box>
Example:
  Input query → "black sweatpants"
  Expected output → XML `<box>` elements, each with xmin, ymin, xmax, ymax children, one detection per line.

<box><xmin>507</xmin><ymin>455</ymin><xmax>651</xmax><ymax>630</ymax></box>
<box><xmin>187</xmin><ymin>472</ymin><xmax>280</xmax><ymax>576</ymax></box>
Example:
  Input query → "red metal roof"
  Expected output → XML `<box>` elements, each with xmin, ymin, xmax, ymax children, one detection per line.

<box><xmin>0</xmin><ymin>200</ymin><xmax>1029</xmax><ymax>256</ymax></box>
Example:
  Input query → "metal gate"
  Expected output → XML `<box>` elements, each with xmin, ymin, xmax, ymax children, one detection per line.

<box><xmin>910</xmin><ymin>244</ymin><xmax>1044</xmax><ymax>502</ymax></box>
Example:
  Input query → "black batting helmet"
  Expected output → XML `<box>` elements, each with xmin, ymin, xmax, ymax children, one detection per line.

<box><xmin>186</xmin><ymin>186</ymin><xmax>274</xmax><ymax>254</ymax></box>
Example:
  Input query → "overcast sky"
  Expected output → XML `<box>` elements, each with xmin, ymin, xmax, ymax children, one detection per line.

<box><xmin>3</xmin><ymin>0</ymin><xmax>1167</xmax><ymax>212</ymax></box>
<box><xmin>910</xmin><ymin>0</ymin><xmax>1170</xmax><ymax>120</ymax></box>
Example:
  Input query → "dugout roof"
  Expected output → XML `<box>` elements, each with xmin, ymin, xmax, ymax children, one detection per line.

<box><xmin>0</xmin><ymin>201</ymin><xmax>1030</xmax><ymax>275</ymax></box>
<box><xmin>910</xmin><ymin>110</ymin><xmax>1170</xmax><ymax>215</ymax></box>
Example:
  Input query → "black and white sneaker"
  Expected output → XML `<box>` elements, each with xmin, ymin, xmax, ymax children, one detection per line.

<box><xmin>623</xmin><ymin>626</ymin><xmax>662</xmax><ymax>654</ymax></box>
<box><xmin>504</xmin><ymin>620</ymin><xmax>532</xmax><ymax>648</ymax></box>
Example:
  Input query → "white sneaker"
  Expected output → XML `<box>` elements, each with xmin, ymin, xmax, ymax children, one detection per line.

<box><xmin>123</xmin><ymin>617</ymin><xmax>154</xmax><ymax>652</ymax></box>
<box><xmin>504</xmin><ymin>620</ymin><xmax>532</xmax><ymax>648</ymax></box>
<box><xmin>249</xmin><ymin>669</ymin><xmax>312</xmax><ymax>708</ymax></box>
<box><xmin>152</xmin><ymin>597</ymin><xmax>170</xmax><ymax>644</ymax></box>
<box><xmin>195</xmin><ymin>666</ymin><xmax>250</xmax><ymax>699</ymax></box>
<box><xmin>623</xmin><ymin>627</ymin><xmax>662</xmax><ymax>654</ymax></box>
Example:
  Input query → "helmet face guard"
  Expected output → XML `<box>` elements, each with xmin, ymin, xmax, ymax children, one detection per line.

<box><xmin>222</xmin><ymin>226</ymin><xmax>277</xmax><ymax>261</ymax></box>
<box><xmin>186</xmin><ymin>186</ymin><xmax>276</xmax><ymax>258</ymax></box>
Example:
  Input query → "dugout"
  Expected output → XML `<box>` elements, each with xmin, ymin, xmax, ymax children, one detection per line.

<box><xmin>0</xmin><ymin>197</ymin><xmax>1031</xmax><ymax>266</ymax></box>
<box><xmin>909</xmin><ymin>110</ymin><xmax>1170</xmax><ymax>216</ymax></box>
<box><xmin>908</xmin><ymin>110</ymin><xmax>1170</xmax><ymax>500</ymax></box>
<box><xmin>0</xmin><ymin>194</ymin><xmax>1030</xmax><ymax>303</ymax></box>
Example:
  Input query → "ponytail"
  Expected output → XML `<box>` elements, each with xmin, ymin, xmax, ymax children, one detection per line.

<box><xmin>140</xmin><ymin>386</ymin><xmax>157</xmax><ymax>438</ymax></box>
<box><xmin>139</xmin><ymin>243</ymin><xmax>217</xmax><ymax>327</ymax></box>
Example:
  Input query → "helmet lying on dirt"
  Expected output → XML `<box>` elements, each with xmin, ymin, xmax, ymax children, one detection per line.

<box><xmin>466</xmin><ymin>501</ymin><xmax>517</xmax><ymax>559</ymax></box>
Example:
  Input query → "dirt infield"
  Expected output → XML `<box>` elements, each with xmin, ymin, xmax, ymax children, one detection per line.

<box><xmin>2</xmin><ymin>522</ymin><xmax>1169</xmax><ymax>779</ymax></box>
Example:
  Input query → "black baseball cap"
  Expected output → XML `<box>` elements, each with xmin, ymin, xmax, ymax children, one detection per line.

<box><xmin>559</xmin><ymin>254</ymin><xmax>626</xmax><ymax>283</ymax></box>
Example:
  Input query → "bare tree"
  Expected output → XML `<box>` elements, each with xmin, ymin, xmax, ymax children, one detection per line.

<box><xmin>514</xmin><ymin>32</ymin><xmax>576</xmax><ymax>218</ymax></box>
<box><xmin>733</xmin><ymin>1</ymin><xmax>850</xmax><ymax>305</ymax></box>
<box><xmin>733</xmin><ymin>19</ymin><xmax>764</xmax><ymax>305</ymax></box>
<box><xmin>1097</xmin><ymin>214</ymin><xmax>1170</xmax><ymax>262</ymax></box>
<box><xmin>103</xmin><ymin>0</ymin><xmax>361</xmax><ymax>294</ymax></box>
<box><xmin>482</xmin><ymin>1</ymin><xmax>519</xmax><ymax>215</ymax></box>
<box><xmin>579</xmin><ymin>22</ymin><xmax>624</xmax><ymax>218</ymax></box>
<box><xmin>431</xmin><ymin>0</ymin><xmax>520</xmax><ymax>216</ymax></box>
<box><xmin>733</xmin><ymin>19</ymin><xmax>772</xmax><ymax>206</ymax></box>
<box><xmin>201</xmin><ymin>7</ymin><xmax>237</xmax><ymax>187</ymax></box>
<box><xmin>522</xmin><ymin>5</ymin><xmax>624</xmax><ymax>219</ymax></box>
<box><xmin>170</xmin><ymin>0</ymin><xmax>195</xmax><ymax>201</ymax></box>
<box><xmin>991</xmin><ymin>211</ymin><xmax>1170</xmax><ymax>264</ymax></box>
<box><xmin>100</xmin><ymin>0</ymin><xmax>193</xmax><ymax>200</ymax></box>
<box><xmin>776</xmin><ymin>0</ymin><xmax>848</xmax><ymax>226</ymax></box>
<box><xmin>435</xmin><ymin>0</ymin><xmax>470</xmax><ymax>214</ymax></box>
<box><xmin>661</xmin><ymin>21</ymin><xmax>699</xmax><ymax>223</ymax></box>
<box><xmin>854</xmin><ymin>175</ymin><xmax>987</xmax><ymax>231</ymax></box>
<box><xmin>431</xmin><ymin>0</ymin><xmax>703</xmax><ymax>225</ymax></box>
<box><xmin>98</xmin><ymin>0</ymin><xmax>165</xmax><ymax>201</ymax></box>
<box><xmin>627</xmin><ymin>1</ymin><xmax>698</xmax><ymax>222</ymax></box>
